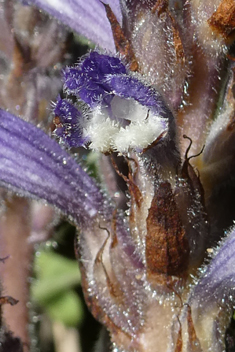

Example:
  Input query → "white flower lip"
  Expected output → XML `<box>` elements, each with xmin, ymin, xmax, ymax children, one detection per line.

<box><xmin>84</xmin><ymin>96</ymin><xmax>168</xmax><ymax>153</ymax></box>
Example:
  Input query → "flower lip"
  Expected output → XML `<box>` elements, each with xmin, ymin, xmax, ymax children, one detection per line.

<box><xmin>53</xmin><ymin>97</ymin><xmax>87</xmax><ymax>148</ymax></box>
<box><xmin>64</xmin><ymin>51</ymin><xmax>127</xmax><ymax>108</ymax></box>
<box><xmin>55</xmin><ymin>51</ymin><xmax>171</xmax><ymax>154</ymax></box>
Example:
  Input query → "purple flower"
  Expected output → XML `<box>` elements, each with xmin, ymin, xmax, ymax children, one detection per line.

<box><xmin>55</xmin><ymin>51</ymin><xmax>170</xmax><ymax>153</ymax></box>
<box><xmin>0</xmin><ymin>0</ymin><xmax>235</xmax><ymax>351</ymax></box>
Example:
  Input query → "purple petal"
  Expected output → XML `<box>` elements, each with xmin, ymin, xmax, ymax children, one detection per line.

<box><xmin>26</xmin><ymin>0</ymin><xmax>122</xmax><ymax>52</ymax></box>
<box><xmin>64</xmin><ymin>51</ymin><xmax>172</xmax><ymax>121</ymax></box>
<box><xmin>189</xmin><ymin>227</ymin><xmax>235</xmax><ymax>307</ymax></box>
<box><xmin>54</xmin><ymin>97</ymin><xmax>82</xmax><ymax>125</ymax></box>
<box><xmin>0</xmin><ymin>108</ymin><xmax>106</xmax><ymax>225</ymax></box>
<box><xmin>181</xmin><ymin>228</ymin><xmax>235</xmax><ymax>351</ymax></box>
<box><xmin>106</xmin><ymin>74</ymin><xmax>171</xmax><ymax>118</ymax></box>
<box><xmin>54</xmin><ymin>97</ymin><xmax>86</xmax><ymax>147</ymax></box>
<box><xmin>64</xmin><ymin>52</ymin><xmax>126</xmax><ymax>107</ymax></box>
<box><xmin>55</xmin><ymin>124</ymin><xmax>86</xmax><ymax>148</ymax></box>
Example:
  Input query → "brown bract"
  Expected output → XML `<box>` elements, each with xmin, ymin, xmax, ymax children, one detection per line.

<box><xmin>152</xmin><ymin>0</ymin><xmax>185</xmax><ymax>63</ymax></box>
<box><xmin>103</xmin><ymin>3</ymin><xmax>139</xmax><ymax>71</ymax></box>
<box><xmin>208</xmin><ymin>0</ymin><xmax>235</xmax><ymax>42</ymax></box>
<box><xmin>146</xmin><ymin>182</ymin><xmax>189</xmax><ymax>277</ymax></box>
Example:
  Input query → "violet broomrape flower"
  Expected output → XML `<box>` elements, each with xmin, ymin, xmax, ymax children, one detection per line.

<box><xmin>0</xmin><ymin>0</ymin><xmax>235</xmax><ymax>351</ymax></box>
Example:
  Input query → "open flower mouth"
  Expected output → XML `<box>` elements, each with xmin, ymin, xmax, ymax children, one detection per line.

<box><xmin>54</xmin><ymin>51</ymin><xmax>170</xmax><ymax>154</ymax></box>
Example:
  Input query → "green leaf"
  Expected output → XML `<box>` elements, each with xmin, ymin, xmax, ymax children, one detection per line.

<box><xmin>32</xmin><ymin>251</ymin><xmax>81</xmax><ymax>304</ymax></box>
<box><xmin>45</xmin><ymin>290</ymin><xmax>84</xmax><ymax>327</ymax></box>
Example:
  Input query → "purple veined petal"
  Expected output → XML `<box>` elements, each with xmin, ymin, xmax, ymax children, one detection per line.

<box><xmin>25</xmin><ymin>0</ymin><xmax>122</xmax><ymax>52</ymax></box>
<box><xmin>0</xmin><ymin>109</ymin><xmax>108</xmax><ymax>225</ymax></box>
<box><xmin>180</xmin><ymin>228</ymin><xmax>235</xmax><ymax>352</ymax></box>
<box><xmin>189</xmin><ymin>227</ymin><xmax>235</xmax><ymax>307</ymax></box>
